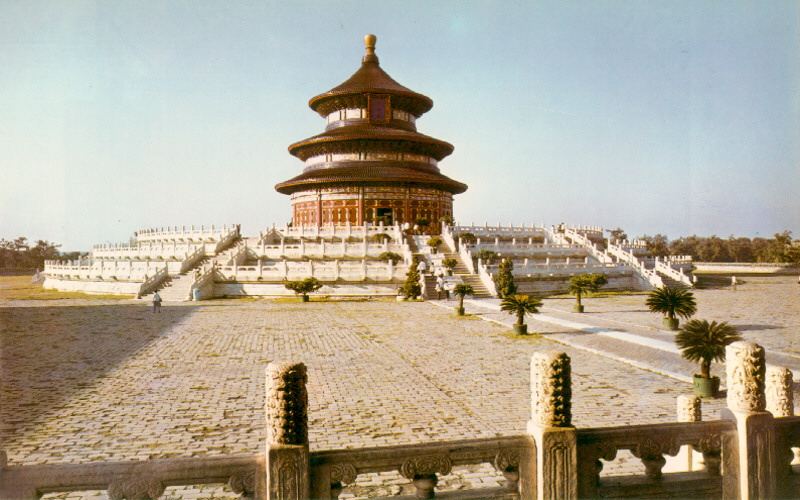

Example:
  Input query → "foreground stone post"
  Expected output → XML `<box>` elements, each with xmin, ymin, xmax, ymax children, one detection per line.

<box><xmin>526</xmin><ymin>352</ymin><xmax>577</xmax><ymax>500</ymax></box>
<box><xmin>723</xmin><ymin>341</ymin><xmax>775</xmax><ymax>500</ymax></box>
<box><xmin>765</xmin><ymin>366</ymin><xmax>793</xmax><ymax>418</ymax></box>
<box><xmin>676</xmin><ymin>395</ymin><xmax>701</xmax><ymax>472</ymax></box>
<box><xmin>265</xmin><ymin>362</ymin><xmax>310</xmax><ymax>500</ymax></box>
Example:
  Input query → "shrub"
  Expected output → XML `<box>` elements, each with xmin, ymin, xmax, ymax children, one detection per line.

<box><xmin>369</xmin><ymin>233</ymin><xmax>391</xmax><ymax>243</ymax></box>
<box><xmin>378</xmin><ymin>251</ymin><xmax>402</xmax><ymax>264</ymax></box>
<box><xmin>567</xmin><ymin>273</ymin><xmax>608</xmax><ymax>311</ymax></box>
<box><xmin>284</xmin><ymin>277</ymin><xmax>322</xmax><ymax>301</ymax></box>
<box><xmin>457</xmin><ymin>232</ymin><xmax>477</xmax><ymax>245</ymax></box>
<box><xmin>475</xmin><ymin>250</ymin><xmax>498</xmax><ymax>264</ymax></box>
<box><xmin>494</xmin><ymin>257</ymin><xmax>516</xmax><ymax>298</ymax></box>
<box><xmin>442</xmin><ymin>258</ymin><xmax>458</xmax><ymax>272</ymax></box>
<box><xmin>646</xmin><ymin>286</ymin><xmax>697</xmax><ymax>323</ymax></box>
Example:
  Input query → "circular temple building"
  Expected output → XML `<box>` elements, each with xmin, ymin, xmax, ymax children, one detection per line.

<box><xmin>275</xmin><ymin>35</ymin><xmax>467</xmax><ymax>234</ymax></box>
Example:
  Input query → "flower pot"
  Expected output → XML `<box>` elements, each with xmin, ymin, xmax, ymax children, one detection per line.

<box><xmin>512</xmin><ymin>324</ymin><xmax>528</xmax><ymax>335</ymax></box>
<box><xmin>693</xmin><ymin>375</ymin><xmax>720</xmax><ymax>398</ymax></box>
<box><xmin>455</xmin><ymin>306</ymin><xmax>465</xmax><ymax>316</ymax></box>
<box><xmin>663</xmin><ymin>317</ymin><xmax>679</xmax><ymax>330</ymax></box>
<box><xmin>573</xmin><ymin>305</ymin><xmax>584</xmax><ymax>313</ymax></box>
<box><xmin>301</xmin><ymin>295</ymin><xmax>310</xmax><ymax>303</ymax></box>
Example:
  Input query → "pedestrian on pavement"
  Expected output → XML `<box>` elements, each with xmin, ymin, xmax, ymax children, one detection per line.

<box><xmin>153</xmin><ymin>291</ymin><xmax>162</xmax><ymax>313</ymax></box>
<box><xmin>417</xmin><ymin>259</ymin><xmax>427</xmax><ymax>276</ymax></box>
<box><xmin>731</xmin><ymin>275</ymin><xmax>737</xmax><ymax>291</ymax></box>
<box><xmin>436</xmin><ymin>275</ymin><xmax>445</xmax><ymax>300</ymax></box>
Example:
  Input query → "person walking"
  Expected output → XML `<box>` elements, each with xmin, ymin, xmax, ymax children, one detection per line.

<box><xmin>153</xmin><ymin>290</ymin><xmax>162</xmax><ymax>313</ymax></box>
<box><xmin>416</xmin><ymin>259</ymin><xmax>427</xmax><ymax>276</ymax></box>
<box><xmin>436</xmin><ymin>274</ymin><xmax>445</xmax><ymax>300</ymax></box>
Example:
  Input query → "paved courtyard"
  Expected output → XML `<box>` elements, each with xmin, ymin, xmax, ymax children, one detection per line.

<box><xmin>1</xmin><ymin>276</ymin><xmax>798</xmax><ymax>498</ymax></box>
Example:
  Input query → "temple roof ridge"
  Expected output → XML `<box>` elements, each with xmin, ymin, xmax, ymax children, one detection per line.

<box><xmin>309</xmin><ymin>35</ymin><xmax>434</xmax><ymax>117</ymax></box>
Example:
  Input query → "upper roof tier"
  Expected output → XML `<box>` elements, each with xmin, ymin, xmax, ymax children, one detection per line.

<box><xmin>308</xmin><ymin>35</ymin><xmax>434</xmax><ymax>117</ymax></box>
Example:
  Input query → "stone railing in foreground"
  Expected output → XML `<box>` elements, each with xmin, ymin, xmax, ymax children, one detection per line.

<box><xmin>3</xmin><ymin>342</ymin><xmax>800</xmax><ymax>499</ymax></box>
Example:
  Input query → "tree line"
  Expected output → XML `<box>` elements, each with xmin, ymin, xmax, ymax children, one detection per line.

<box><xmin>609</xmin><ymin>229</ymin><xmax>800</xmax><ymax>264</ymax></box>
<box><xmin>0</xmin><ymin>237</ymin><xmax>81</xmax><ymax>271</ymax></box>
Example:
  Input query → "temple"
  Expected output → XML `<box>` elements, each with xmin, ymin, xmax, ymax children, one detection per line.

<box><xmin>275</xmin><ymin>35</ymin><xmax>467</xmax><ymax>232</ymax></box>
<box><xmin>40</xmin><ymin>35</ymin><xmax>695</xmax><ymax>301</ymax></box>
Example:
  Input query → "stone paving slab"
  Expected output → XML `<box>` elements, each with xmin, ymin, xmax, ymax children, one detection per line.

<box><xmin>2</xmin><ymin>276</ymin><xmax>798</xmax><ymax>497</ymax></box>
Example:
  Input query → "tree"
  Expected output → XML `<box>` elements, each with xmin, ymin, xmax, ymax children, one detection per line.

<box><xmin>500</xmin><ymin>294</ymin><xmax>543</xmax><ymax>335</ymax></box>
<box><xmin>378</xmin><ymin>252</ymin><xmax>402</xmax><ymax>264</ymax></box>
<box><xmin>284</xmin><ymin>277</ymin><xmax>322</xmax><ymax>302</ymax></box>
<box><xmin>457</xmin><ymin>232</ymin><xmax>477</xmax><ymax>245</ymax></box>
<box><xmin>567</xmin><ymin>273</ymin><xmax>607</xmax><ymax>312</ymax></box>
<box><xmin>474</xmin><ymin>249</ymin><xmax>498</xmax><ymax>264</ymax></box>
<box><xmin>607</xmin><ymin>228</ymin><xmax>628</xmax><ymax>245</ymax></box>
<box><xmin>400</xmin><ymin>258</ymin><xmax>422</xmax><ymax>299</ymax></box>
<box><xmin>493</xmin><ymin>257</ymin><xmax>516</xmax><ymax>298</ymax></box>
<box><xmin>646</xmin><ymin>286</ymin><xmax>697</xmax><ymax>330</ymax></box>
<box><xmin>675</xmin><ymin>319</ymin><xmax>741</xmax><ymax>379</ymax></box>
<box><xmin>641</xmin><ymin>234</ymin><xmax>669</xmax><ymax>257</ymax></box>
<box><xmin>414</xmin><ymin>217</ymin><xmax>430</xmax><ymax>233</ymax></box>
<box><xmin>441</xmin><ymin>258</ymin><xmax>458</xmax><ymax>275</ymax></box>
<box><xmin>368</xmin><ymin>233</ymin><xmax>391</xmax><ymax>243</ymax></box>
<box><xmin>452</xmin><ymin>283</ymin><xmax>474</xmax><ymax>315</ymax></box>
<box><xmin>427</xmin><ymin>236</ymin><xmax>443</xmax><ymax>254</ymax></box>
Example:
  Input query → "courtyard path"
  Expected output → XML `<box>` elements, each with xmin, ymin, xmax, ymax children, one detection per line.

<box><xmin>1</xmin><ymin>276</ymin><xmax>797</xmax><ymax>498</ymax></box>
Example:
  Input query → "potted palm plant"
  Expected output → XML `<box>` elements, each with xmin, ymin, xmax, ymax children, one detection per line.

<box><xmin>675</xmin><ymin>319</ymin><xmax>741</xmax><ymax>398</ymax></box>
<box><xmin>284</xmin><ymin>277</ymin><xmax>322</xmax><ymax>302</ymax></box>
<box><xmin>567</xmin><ymin>273</ymin><xmax>608</xmax><ymax>313</ymax></box>
<box><xmin>500</xmin><ymin>294</ymin><xmax>543</xmax><ymax>335</ymax></box>
<box><xmin>452</xmin><ymin>283</ymin><xmax>474</xmax><ymax>316</ymax></box>
<box><xmin>646</xmin><ymin>286</ymin><xmax>697</xmax><ymax>330</ymax></box>
<box><xmin>427</xmin><ymin>236</ymin><xmax>443</xmax><ymax>254</ymax></box>
<box><xmin>441</xmin><ymin>258</ymin><xmax>458</xmax><ymax>276</ymax></box>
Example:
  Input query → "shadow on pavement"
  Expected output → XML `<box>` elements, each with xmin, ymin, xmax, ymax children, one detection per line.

<box><xmin>0</xmin><ymin>303</ymin><xmax>198</xmax><ymax>439</ymax></box>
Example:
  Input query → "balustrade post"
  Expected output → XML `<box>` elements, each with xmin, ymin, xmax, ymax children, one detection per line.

<box><xmin>723</xmin><ymin>341</ymin><xmax>775</xmax><ymax>499</ymax></box>
<box><xmin>527</xmin><ymin>352</ymin><xmax>576</xmax><ymax>500</ymax></box>
<box><xmin>265</xmin><ymin>362</ymin><xmax>310</xmax><ymax>500</ymax></box>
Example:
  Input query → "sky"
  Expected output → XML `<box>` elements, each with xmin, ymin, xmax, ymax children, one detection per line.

<box><xmin>1</xmin><ymin>1</ymin><xmax>798</xmax><ymax>251</ymax></box>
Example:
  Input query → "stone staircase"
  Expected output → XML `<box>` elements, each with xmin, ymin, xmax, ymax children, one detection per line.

<box><xmin>141</xmin><ymin>273</ymin><xmax>195</xmax><ymax>302</ymax></box>
<box><xmin>656</xmin><ymin>271</ymin><xmax>690</xmax><ymax>289</ymax></box>
<box><xmin>458</xmin><ymin>273</ymin><xmax>493</xmax><ymax>299</ymax></box>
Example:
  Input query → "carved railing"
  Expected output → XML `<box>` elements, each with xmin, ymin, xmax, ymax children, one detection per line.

<box><xmin>576</xmin><ymin>420</ymin><xmax>731</xmax><ymax>498</ymax></box>
<box><xmin>276</xmin><ymin>223</ymin><xmax>403</xmax><ymax>242</ymax></box>
<box><xmin>452</xmin><ymin>223</ymin><xmax>546</xmax><ymax>239</ymax></box>
<box><xmin>179</xmin><ymin>246</ymin><xmax>206</xmax><ymax>274</ymax></box>
<box><xmin>476</xmin><ymin>259</ymin><xmax>499</xmax><ymax>297</ymax></box>
<box><xmin>654</xmin><ymin>258</ymin><xmax>694</xmax><ymax>287</ymax></box>
<box><xmin>309</xmin><ymin>436</ymin><xmax>531</xmax><ymax>499</ymax></box>
<box><xmin>214</xmin><ymin>226</ymin><xmax>242</xmax><ymax>254</ymax></box>
<box><xmin>3</xmin><ymin>342</ymin><xmax>799</xmax><ymax>499</ymax></box>
<box><xmin>606</xmin><ymin>242</ymin><xmax>664</xmax><ymax>289</ymax></box>
<box><xmin>136</xmin><ymin>224</ymin><xmax>238</xmax><ymax>244</ymax></box>
<box><xmin>0</xmin><ymin>451</ymin><xmax>261</xmax><ymax>499</ymax></box>
<box><xmin>136</xmin><ymin>264</ymin><xmax>169</xmax><ymax>298</ymax></box>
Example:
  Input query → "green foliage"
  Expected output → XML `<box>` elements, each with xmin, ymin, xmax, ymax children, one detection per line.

<box><xmin>369</xmin><ymin>233</ymin><xmax>391</xmax><ymax>243</ymax></box>
<box><xmin>494</xmin><ymin>258</ymin><xmax>517</xmax><ymax>298</ymax></box>
<box><xmin>567</xmin><ymin>273</ymin><xmax>608</xmax><ymax>307</ymax></box>
<box><xmin>442</xmin><ymin>258</ymin><xmax>458</xmax><ymax>271</ymax></box>
<box><xmin>641</xmin><ymin>231</ymin><xmax>800</xmax><ymax>264</ymax></box>
<box><xmin>646</xmin><ymin>286</ymin><xmax>697</xmax><ymax>321</ymax></box>
<box><xmin>414</xmin><ymin>217</ymin><xmax>430</xmax><ymax>228</ymax></box>
<box><xmin>284</xmin><ymin>277</ymin><xmax>323</xmax><ymax>298</ymax></box>
<box><xmin>475</xmin><ymin>249</ymin><xmax>498</xmax><ymax>264</ymax></box>
<box><xmin>452</xmin><ymin>283</ymin><xmax>475</xmax><ymax>309</ymax></box>
<box><xmin>0</xmin><ymin>237</ymin><xmax>63</xmax><ymax>270</ymax></box>
<box><xmin>427</xmin><ymin>236</ymin><xmax>443</xmax><ymax>248</ymax></box>
<box><xmin>675</xmin><ymin>319</ymin><xmax>742</xmax><ymax>379</ymax></box>
<box><xmin>607</xmin><ymin>228</ymin><xmax>628</xmax><ymax>245</ymax></box>
<box><xmin>378</xmin><ymin>251</ymin><xmax>402</xmax><ymax>264</ymax></box>
<box><xmin>500</xmin><ymin>294</ymin><xmax>543</xmax><ymax>326</ymax></box>
<box><xmin>401</xmin><ymin>262</ymin><xmax>421</xmax><ymax>299</ymax></box>
<box><xmin>457</xmin><ymin>232</ymin><xmax>477</xmax><ymax>245</ymax></box>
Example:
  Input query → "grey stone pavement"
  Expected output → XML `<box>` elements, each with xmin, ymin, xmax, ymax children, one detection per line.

<box><xmin>1</xmin><ymin>276</ymin><xmax>798</xmax><ymax>498</ymax></box>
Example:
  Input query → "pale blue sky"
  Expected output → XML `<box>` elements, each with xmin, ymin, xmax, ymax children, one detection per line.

<box><xmin>1</xmin><ymin>1</ymin><xmax>798</xmax><ymax>251</ymax></box>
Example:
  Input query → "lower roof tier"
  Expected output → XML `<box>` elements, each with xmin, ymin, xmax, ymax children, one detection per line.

<box><xmin>275</xmin><ymin>162</ymin><xmax>468</xmax><ymax>195</ymax></box>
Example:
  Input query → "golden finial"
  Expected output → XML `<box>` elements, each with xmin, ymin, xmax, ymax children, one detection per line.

<box><xmin>363</xmin><ymin>34</ymin><xmax>378</xmax><ymax>63</ymax></box>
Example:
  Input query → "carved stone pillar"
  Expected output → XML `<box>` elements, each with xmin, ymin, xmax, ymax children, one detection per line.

<box><xmin>526</xmin><ymin>352</ymin><xmax>577</xmax><ymax>500</ymax></box>
<box><xmin>723</xmin><ymin>341</ymin><xmax>775</xmax><ymax>500</ymax></box>
<box><xmin>676</xmin><ymin>395</ymin><xmax>701</xmax><ymax>472</ymax></box>
<box><xmin>765</xmin><ymin>366</ymin><xmax>793</xmax><ymax>418</ymax></box>
<box><xmin>265</xmin><ymin>362</ymin><xmax>310</xmax><ymax>500</ymax></box>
